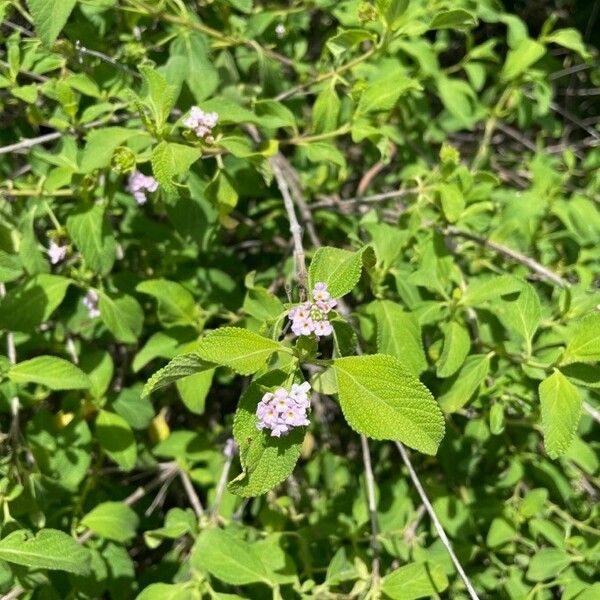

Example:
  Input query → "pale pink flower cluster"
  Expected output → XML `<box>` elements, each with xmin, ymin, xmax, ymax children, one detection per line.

<box><xmin>128</xmin><ymin>170</ymin><xmax>158</xmax><ymax>205</ymax></box>
<box><xmin>82</xmin><ymin>290</ymin><xmax>100</xmax><ymax>319</ymax></box>
<box><xmin>256</xmin><ymin>382</ymin><xmax>311</xmax><ymax>437</ymax></box>
<box><xmin>183</xmin><ymin>106</ymin><xmax>218</xmax><ymax>143</ymax></box>
<box><xmin>288</xmin><ymin>282</ymin><xmax>337</xmax><ymax>337</ymax></box>
<box><xmin>47</xmin><ymin>241</ymin><xmax>67</xmax><ymax>265</ymax></box>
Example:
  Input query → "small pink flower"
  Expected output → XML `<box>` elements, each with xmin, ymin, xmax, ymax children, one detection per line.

<box><xmin>256</xmin><ymin>384</ymin><xmax>312</xmax><ymax>437</ymax></box>
<box><xmin>128</xmin><ymin>170</ymin><xmax>159</xmax><ymax>205</ymax></box>
<box><xmin>184</xmin><ymin>106</ymin><xmax>219</xmax><ymax>141</ymax></box>
<box><xmin>47</xmin><ymin>241</ymin><xmax>67</xmax><ymax>265</ymax></box>
<box><xmin>82</xmin><ymin>290</ymin><xmax>100</xmax><ymax>319</ymax></box>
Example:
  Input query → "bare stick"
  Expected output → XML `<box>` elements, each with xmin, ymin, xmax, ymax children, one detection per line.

<box><xmin>360</xmin><ymin>434</ymin><xmax>380</xmax><ymax>588</ymax></box>
<box><xmin>396</xmin><ymin>442</ymin><xmax>480</xmax><ymax>600</ymax></box>
<box><xmin>270</xmin><ymin>156</ymin><xmax>308</xmax><ymax>298</ymax></box>
<box><xmin>0</xmin><ymin>586</ymin><xmax>24</xmax><ymax>600</ymax></box>
<box><xmin>211</xmin><ymin>439</ymin><xmax>236</xmax><ymax>523</ymax></box>
<box><xmin>179</xmin><ymin>470</ymin><xmax>205</xmax><ymax>518</ymax></box>
<box><xmin>583</xmin><ymin>401</ymin><xmax>600</xmax><ymax>425</ymax></box>
<box><xmin>76</xmin><ymin>463</ymin><xmax>178</xmax><ymax>544</ymax></box>
<box><xmin>0</xmin><ymin>131</ymin><xmax>62</xmax><ymax>156</ymax></box>
<box><xmin>311</xmin><ymin>188</ymin><xmax>418</xmax><ymax>210</ymax></box>
<box><xmin>445</xmin><ymin>226</ymin><xmax>569</xmax><ymax>288</ymax></box>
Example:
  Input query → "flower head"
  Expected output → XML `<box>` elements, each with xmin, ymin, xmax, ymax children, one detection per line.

<box><xmin>82</xmin><ymin>290</ymin><xmax>100</xmax><ymax>319</ymax></box>
<box><xmin>256</xmin><ymin>383</ymin><xmax>312</xmax><ymax>437</ymax></box>
<box><xmin>288</xmin><ymin>282</ymin><xmax>336</xmax><ymax>339</ymax></box>
<box><xmin>183</xmin><ymin>106</ymin><xmax>218</xmax><ymax>142</ymax></box>
<box><xmin>275</xmin><ymin>23</ymin><xmax>286</xmax><ymax>38</ymax></box>
<box><xmin>128</xmin><ymin>170</ymin><xmax>158</xmax><ymax>205</ymax></box>
<box><xmin>47</xmin><ymin>241</ymin><xmax>67</xmax><ymax>265</ymax></box>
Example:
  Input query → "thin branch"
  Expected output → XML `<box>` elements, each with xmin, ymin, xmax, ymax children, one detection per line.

<box><xmin>77</xmin><ymin>463</ymin><xmax>178</xmax><ymax>544</ymax></box>
<box><xmin>396</xmin><ymin>442</ymin><xmax>480</xmax><ymax>600</ymax></box>
<box><xmin>444</xmin><ymin>226</ymin><xmax>569</xmax><ymax>288</ymax></box>
<box><xmin>360</xmin><ymin>434</ymin><xmax>381</xmax><ymax>588</ymax></box>
<box><xmin>0</xmin><ymin>131</ymin><xmax>62</xmax><ymax>156</ymax></box>
<box><xmin>179</xmin><ymin>470</ymin><xmax>205</xmax><ymax>519</ymax></box>
<box><xmin>311</xmin><ymin>188</ymin><xmax>418</xmax><ymax>210</ymax></box>
<box><xmin>583</xmin><ymin>401</ymin><xmax>600</xmax><ymax>425</ymax></box>
<box><xmin>211</xmin><ymin>439</ymin><xmax>236</xmax><ymax>523</ymax></box>
<box><xmin>0</xmin><ymin>284</ymin><xmax>19</xmax><ymax>443</ymax></box>
<box><xmin>271</xmin><ymin>156</ymin><xmax>309</xmax><ymax>299</ymax></box>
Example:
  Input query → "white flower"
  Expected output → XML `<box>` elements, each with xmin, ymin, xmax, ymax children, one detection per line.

<box><xmin>47</xmin><ymin>241</ymin><xmax>67</xmax><ymax>265</ymax></box>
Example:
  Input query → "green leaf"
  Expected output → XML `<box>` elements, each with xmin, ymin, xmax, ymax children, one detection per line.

<box><xmin>308</xmin><ymin>246</ymin><xmax>372</xmax><ymax>298</ymax></box>
<box><xmin>79</xmin><ymin>349</ymin><xmax>114</xmax><ymax>399</ymax></box>
<box><xmin>436</xmin><ymin>321</ymin><xmax>471</xmax><ymax>378</ymax></box>
<box><xmin>170</xmin><ymin>32</ymin><xmax>218</xmax><ymax>102</ymax></box>
<box><xmin>151</xmin><ymin>141</ymin><xmax>201</xmax><ymax>198</ymax></box>
<box><xmin>112</xmin><ymin>384</ymin><xmax>155</xmax><ymax>430</ymax></box>
<box><xmin>176</xmin><ymin>369</ymin><xmax>214</xmax><ymax>415</ymax></box>
<box><xmin>80</xmin><ymin>127</ymin><xmax>142</xmax><ymax>173</ymax></box>
<box><xmin>376</xmin><ymin>0</ymin><xmax>409</xmax><ymax>30</ymax></box>
<box><xmin>229</xmin><ymin>377</ymin><xmax>304</xmax><ymax>497</ymax></box>
<box><xmin>438</xmin><ymin>354</ymin><xmax>491</xmax><ymax>412</ymax></box>
<box><xmin>460</xmin><ymin>274</ymin><xmax>524</xmax><ymax>306</ymax></box>
<box><xmin>191</xmin><ymin>527</ymin><xmax>271</xmax><ymax>585</ymax></box>
<box><xmin>544</xmin><ymin>28</ymin><xmax>591</xmax><ymax>60</ymax></box>
<box><xmin>139</xmin><ymin>66</ymin><xmax>177</xmax><ymax>130</ymax></box>
<box><xmin>367</xmin><ymin>300</ymin><xmax>427</xmax><ymax>376</ymax></box>
<box><xmin>501</xmin><ymin>38</ymin><xmax>546</xmax><ymax>81</ymax></box>
<box><xmin>381</xmin><ymin>561</ymin><xmax>449</xmax><ymax>599</ymax></box>
<box><xmin>143</xmin><ymin>353</ymin><xmax>215</xmax><ymax>398</ymax></box>
<box><xmin>0</xmin><ymin>274</ymin><xmax>71</xmax><ymax>332</ymax></box>
<box><xmin>9</xmin><ymin>356</ymin><xmax>90</xmax><ymax>390</ymax></box>
<box><xmin>429</xmin><ymin>9</ymin><xmax>476</xmax><ymax>30</ymax></box>
<box><xmin>136</xmin><ymin>583</ymin><xmax>192</xmax><ymax>600</ymax></box>
<box><xmin>26</xmin><ymin>0</ymin><xmax>77</xmax><ymax>46</ymax></box>
<box><xmin>98</xmin><ymin>291</ymin><xmax>144</xmax><ymax>344</ymax></box>
<box><xmin>312</xmin><ymin>86</ymin><xmax>341</xmax><ymax>133</ymax></box>
<box><xmin>0</xmin><ymin>529</ymin><xmax>90</xmax><ymax>575</ymax></box>
<box><xmin>81</xmin><ymin>502</ymin><xmax>139</xmax><ymax>543</ymax></box>
<box><xmin>561</xmin><ymin>313</ymin><xmax>600</xmax><ymax>365</ymax></box>
<box><xmin>357</xmin><ymin>72</ymin><xmax>421</xmax><ymax>115</ymax></box>
<box><xmin>137</xmin><ymin>279</ymin><xmax>198</xmax><ymax>329</ymax></box>
<box><xmin>438</xmin><ymin>183</ymin><xmax>465</xmax><ymax>223</ymax></box>
<box><xmin>67</xmin><ymin>204</ymin><xmax>116</xmax><ymax>275</ymax></box>
<box><xmin>326</xmin><ymin>29</ymin><xmax>374</xmax><ymax>58</ymax></box>
<box><xmin>19</xmin><ymin>208</ymin><xmax>48</xmax><ymax>275</ymax></box>
<box><xmin>498</xmin><ymin>283</ymin><xmax>541</xmax><ymax>354</ymax></box>
<box><xmin>95</xmin><ymin>410</ymin><xmax>137</xmax><ymax>471</ymax></box>
<box><xmin>196</xmin><ymin>327</ymin><xmax>286</xmax><ymax>375</ymax></box>
<box><xmin>333</xmin><ymin>354</ymin><xmax>445</xmax><ymax>454</ymax></box>
<box><xmin>526</xmin><ymin>548</ymin><xmax>572</xmax><ymax>581</ymax></box>
<box><xmin>486</xmin><ymin>517</ymin><xmax>516</xmax><ymax>547</ymax></box>
<box><xmin>539</xmin><ymin>370</ymin><xmax>582</xmax><ymax>458</ymax></box>
<box><xmin>0</xmin><ymin>250</ymin><xmax>22</xmax><ymax>283</ymax></box>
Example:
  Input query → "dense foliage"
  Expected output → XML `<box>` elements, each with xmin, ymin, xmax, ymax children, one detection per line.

<box><xmin>0</xmin><ymin>0</ymin><xmax>599</xmax><ymax>598</ymax></box>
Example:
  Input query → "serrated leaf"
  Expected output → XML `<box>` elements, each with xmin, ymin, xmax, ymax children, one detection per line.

<box><xmin>381</xmin><ymin>561</ymin><xmax>449</xmax><ymax>599</ymax></box>
<box><xmin>437</xmin><ymin>321</ymin><xmax>471</xmax><ymax>378</ymax></box>
<box><xmin>308</xmin><ymin>246</ymin><xmax>372</xmax><ymax>298</ymax></box>
<box><xmin>229</xmin><ymin>376</ymin><xmax>304</xmax><ymax>497</ymax></box>
<box><xmin>191</xmin><ymin>527</ymin><xmax>271</xmax><ymax>585</ymax></box>
<box><xmin>67</xmin><ymin>204</ymin><xmax>116</xmax><ymax>275</ymax></box>
<box><xmin>367</xmin><ymin>300</ymin><xmax>427</xmax><ymax>376</ymax></box>
<box><xmin>26</xmin><ymin>0</ymin><xmax>77</xmax><ymax>46</ymax></box>
<box><xmin>151</xmin><ymin>141</ymin><xmax>201</xmax><ymax>197</ymax></box>
<box><xmin>98</xmin><ymin>291</ymin><xmax>144</xmax><ymax>344</ymax></box>
<box><xmin>561</xmin><ymin>313</ymin><xmax>600</xmax><ymax>365</ymax></box>
<box><xmin>9</xmin><ymin>355</ymin><xmax>90</xmax><ymax>390</ymax></box>
<box><xmin>498</xmin><ymin>283</ymin><xmax>541</xmax><ymax>355</ymax></box>
<box><xmin>81</xmin><ymin>502</ymin><xmax>139</xmax><ymax>543</ymax></box>
<box><xmin>0</xmin><ymin>529</ymin><xmax>90</xmax><ymax>575</ymax></box>
<box><xmin>357</xmin><ymin>72</ymin><xmax>421</xmax><ymax>115</ymax></box>
<box><xmin>438</xmin><ymin>354</ymin><xmax>491</xmax><ymax>412</ymax></box>
<box><xmin>0</xmin><ymin>274</ymin><xmax>71</xmax><ymax>332</ymax></box>
<box><xmin>196</xmin><ymin>327</ymin><xmax>286</xmax><ymax>375</ymax></box>
<box><xmin>143</xmin><ymin>353</ymin><xmax>215</xmax><ymax>398</ymax></box>
<box><xmin>333</xmin><ymin>354</ymin><xmax>445</xmax><ymax>454</ymax></box>
<box><xmin>139</xmin><ymin>67</ymin><xmax>177</xmax><ymax>129</ymax></box>
<box><xmin>539</xmin><ymin>370</ymin><xmax>582</xmax><ymax>458</ymax></box>
<box><xmin>137</xmin><ymin>279</ymin><xmax>198</xmax><ymax>329</ymax></box>
<box><xmin>95</xmin><ymin>410</ymin><xmax>137</xmax><ymax>471</ymax></box>
<box><xmin>501</xmin><ymin>38</ymin><xmax>546</xmax><ymax>81</ymax></box>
